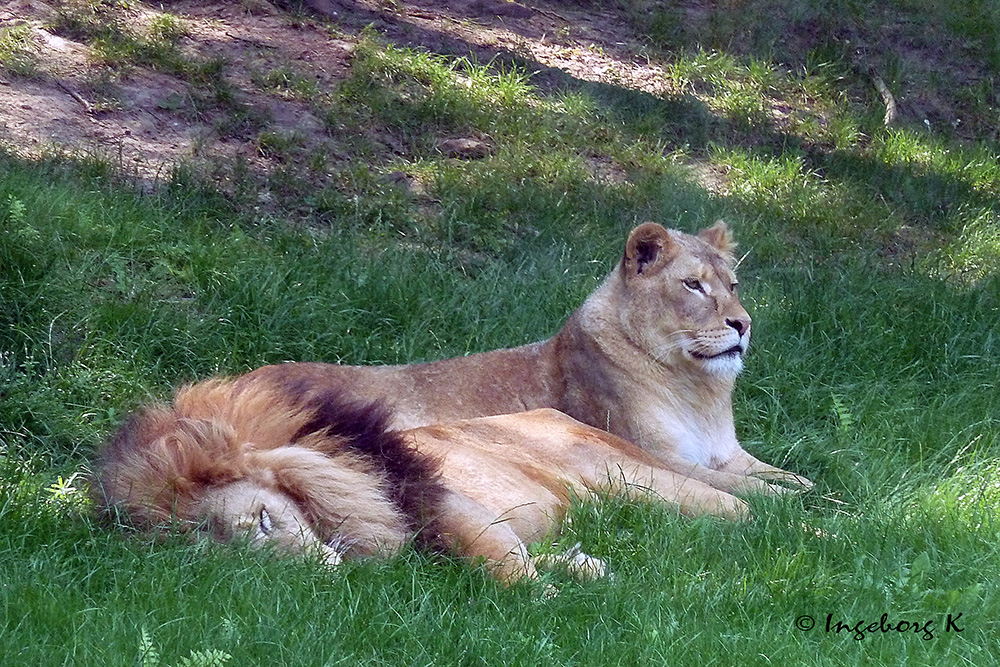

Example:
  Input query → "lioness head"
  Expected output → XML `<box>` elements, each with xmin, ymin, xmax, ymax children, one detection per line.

<box><xmin>617</xmin><ymin>220</ymin><xmax>751</xmax><ymax>377</ymax></box>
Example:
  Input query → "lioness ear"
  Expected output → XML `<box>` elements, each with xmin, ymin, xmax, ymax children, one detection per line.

<box><xmin>623</xmin><ymin>222</ymin><xmax>675</xmax><ymax>277</ymax></box>
<box><xmin>697</xmin><ymin>220</ymin><xmax>736</xmax><ymax>257</ymax></box>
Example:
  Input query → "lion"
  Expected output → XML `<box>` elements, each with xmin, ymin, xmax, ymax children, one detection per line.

<box><xmin>237</xmin><ymin>221</ymin><xmax>812</xmax><ymax>495</ymax></box>
<box><xmin>94</xmin><ymin>379</ymin><xmax>749</xmax><ymax>584</ymax></box>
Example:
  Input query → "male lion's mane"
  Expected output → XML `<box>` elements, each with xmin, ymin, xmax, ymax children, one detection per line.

<box><xmin>94</xmin><ymin>380</ymin><xmax>447</xmax><ymax>555</ymax></box>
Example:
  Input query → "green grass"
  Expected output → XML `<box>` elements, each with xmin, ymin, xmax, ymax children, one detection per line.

<box><xmin>3</xmin><ymin>1</ymin><xmax>1000</xmax><ymax>665</ymax></box>
<box><xmin>0</xmin><ymin>24</ymin><xmax>39</xmax><ymax>78</ymax></box>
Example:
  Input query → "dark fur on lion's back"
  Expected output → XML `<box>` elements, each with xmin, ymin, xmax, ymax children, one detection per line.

<box><xmin>94</xmin><ymin>376</ymin><xmax>449</xmax><ymax>553</ymax></box>
<box><xmin>287</xmin><ymin>386</ymin><xmax>448</xmax><ymax>551</ymax></box>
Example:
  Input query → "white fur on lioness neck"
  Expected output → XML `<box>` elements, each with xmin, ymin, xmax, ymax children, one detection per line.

<box><xmin>568</xmin><ymin>276</ymin><xmax>743</xmax><ymax>466</ymax></box>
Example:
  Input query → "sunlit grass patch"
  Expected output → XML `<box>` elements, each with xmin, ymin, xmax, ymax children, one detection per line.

<box><xmin>47</xmin><ymin>1</ymin><xmax>183</xmax><ymax>72</ymax></box>
<box><xmin>315</xmin><ymin>37</ymin><xmax>696</xmax><ymax>256</ymax></box>
<box><xmin>250</xmin><ymin>62</ymin><xmax>321</xmax><ymax>99</ymax></box>
<box><xmin>0</xmin><ymin>24</ymin><xmax>39</xmax><ymax>78</ymax></box>
<box><xmin>334</xmin><ymin>37</ymin><xmax>555</xmax><ymax>154</ymax></box>
<box><xmin>931</xmin><ymin>210</ymin><xmax>1000</xmax><ymax>284</ymax></box>
<box><xmin>921</xmin><ymin>453</ymin><xmax>1000</xmax><ymax>531</ymax></box>
<box><xmin>662</xmin><ymin>46</ymin><xmax>860</xmax><ymax>148</ymax></box>
<box><xmin>876</xmin><ymin>131</ymin><xmax>1000</xmax><ymax>199</ymax></box>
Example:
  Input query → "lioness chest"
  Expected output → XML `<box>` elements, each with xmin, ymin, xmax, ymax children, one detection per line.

<box><xmin>627</xmin><ymin>394</ymin><xmax>741</xmax><ymax>469</ymax></box>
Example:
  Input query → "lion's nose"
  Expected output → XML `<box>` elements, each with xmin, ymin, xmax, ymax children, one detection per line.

<box><xmin>726</xmin><ymin>317</ymin><xmax>750</xmax><ymax>337</ymax></box>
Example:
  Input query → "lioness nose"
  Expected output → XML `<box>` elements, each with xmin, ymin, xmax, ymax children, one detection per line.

<box><xmin>726</xmin><ymin>317</ymin><xmax>749</xmax><ymax>336</ymax></box>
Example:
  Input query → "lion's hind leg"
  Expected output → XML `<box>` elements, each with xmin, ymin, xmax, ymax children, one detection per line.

<box><xmin>434</xmin><ymin>489</ymin><xmax>543</xmax><ymax>585</ymax></box>
<box><xmin>434</xmin><ymin>490</ymin><xmax>607</xmax><ymax>593</ymax></box>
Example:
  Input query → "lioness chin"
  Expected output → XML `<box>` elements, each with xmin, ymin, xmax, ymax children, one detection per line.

<box><xmin>239</xmin><ymin>221</ymin><xmax>812</xmax><ymax>495</ymax></box>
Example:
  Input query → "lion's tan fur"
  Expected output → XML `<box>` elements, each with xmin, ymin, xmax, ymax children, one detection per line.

<box><xmin>239</xmin><ymin>222</ymin><xmax>811</xmax><ymax>495</ymax></box>
<box><xmin>96</xmin><ymin>381</ymin><xmax>750</xmax><ymax>584</ymax></box>
<box><xmin>95</xmin><ymin>221</ymin><xmax>810</xmax><ymax>585</ymax></box>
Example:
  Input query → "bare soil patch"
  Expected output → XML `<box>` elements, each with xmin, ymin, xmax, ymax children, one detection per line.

<box><xmin>1</xmin><ymin>0</ymin><xmax>673</xmax><ymax>188</ymax></box>
<box><xmin>3</xmin><ymin>1</ymin><xmax>993</xmax><ymax>200</ymax></box>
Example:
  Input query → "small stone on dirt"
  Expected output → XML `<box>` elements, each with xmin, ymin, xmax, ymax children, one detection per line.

<box><xmin>437</xmin><ymin>137</ymin><xmax>492</xmax><ymax>159</ymax></box>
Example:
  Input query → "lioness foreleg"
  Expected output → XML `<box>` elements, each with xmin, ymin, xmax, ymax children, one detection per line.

<box><xmin>599</xmin><ymin>463</ymin><xmax>751</xmax><ymax>520</ymax></box>
<box><xmin>717</xmin><ymin>449</ymin><xmax>814</xmax><ymax>491</ymax></box>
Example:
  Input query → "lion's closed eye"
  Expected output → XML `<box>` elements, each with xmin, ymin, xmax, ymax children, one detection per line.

<box><xmin>259</xmin><ymin>507</ymin><xmax>273</xmax><ymax>535</ymax></box>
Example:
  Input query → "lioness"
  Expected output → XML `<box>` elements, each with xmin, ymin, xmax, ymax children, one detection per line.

<box><xmin>239</xmin><ymin>221</ymin><xmax>812</xmax><ymax>495</ymax></box>
<box><xmin>94</xmin><ymin>379</ymin><xmax>748</xmax><ymax>584</ymax></box>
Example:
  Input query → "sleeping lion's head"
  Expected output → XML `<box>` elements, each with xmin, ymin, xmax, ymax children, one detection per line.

<box><xmin>616</xmin><ymin>220</ymin><xmax>751</xmax><ymax>378</ymax></box>
<box><xmin>196</xmin><ymin>479</ymin><xmax>347</xmax><ymax>567</ymax></box>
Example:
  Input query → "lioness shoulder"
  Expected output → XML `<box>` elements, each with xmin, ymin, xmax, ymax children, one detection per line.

<box><xmin>239</xmin><ymin>221</ymin><xmax>811</xmax><ymax>494</ymax></box>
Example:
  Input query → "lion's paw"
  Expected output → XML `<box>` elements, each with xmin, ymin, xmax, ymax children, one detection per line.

<box><xmin>564</xmin><ymin>551</ymin><xmax>608</xmax><ymax>581</ymax></box>
<box><xmin>535</xmin><ymin>542</ymin><xmax>608</xmax><ymax>581</ymax></box>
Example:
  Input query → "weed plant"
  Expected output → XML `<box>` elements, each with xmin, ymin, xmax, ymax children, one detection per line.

<box><xmin>2</xmin><ymin>1</ymin><xmax>999</xmax><ymax>665</ymax></box>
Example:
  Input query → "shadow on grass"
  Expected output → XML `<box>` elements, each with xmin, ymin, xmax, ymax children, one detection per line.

<box><xmin>308</xmin><ymin>0</ymin><xmax>996</xmax><ymax>244</ymax></box>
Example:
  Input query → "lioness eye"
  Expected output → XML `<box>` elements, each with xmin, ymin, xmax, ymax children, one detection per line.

<box><xmin>730</xmin><ymin>282</ymin><xmax>739</xmax><ymax>292</ymax></box>
<box><xmin>683</xmin><ymin>278</ymin><xmax>704</xmax><ymax>293</ymax></box>
<box><xmin>259</xmin><ymin>507</ymin><xmax>273</xmax><ymax>535</ymax></box>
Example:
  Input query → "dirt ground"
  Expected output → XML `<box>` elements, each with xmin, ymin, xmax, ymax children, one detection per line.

<box><xmin>0</xmin><ymin>0</ymin><xmax>674</xmax><ymax>187</ymax></box>
<box><xmin>3</xmin><ymin>0</ymin><xmax>992</xmax><ymax>199</ymax></box>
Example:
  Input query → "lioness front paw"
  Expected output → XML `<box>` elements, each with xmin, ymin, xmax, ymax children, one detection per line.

<box><xmin>750</xmin><ymin>470</ymin><xmax>814</xmax><ymax>492</ymax></box>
